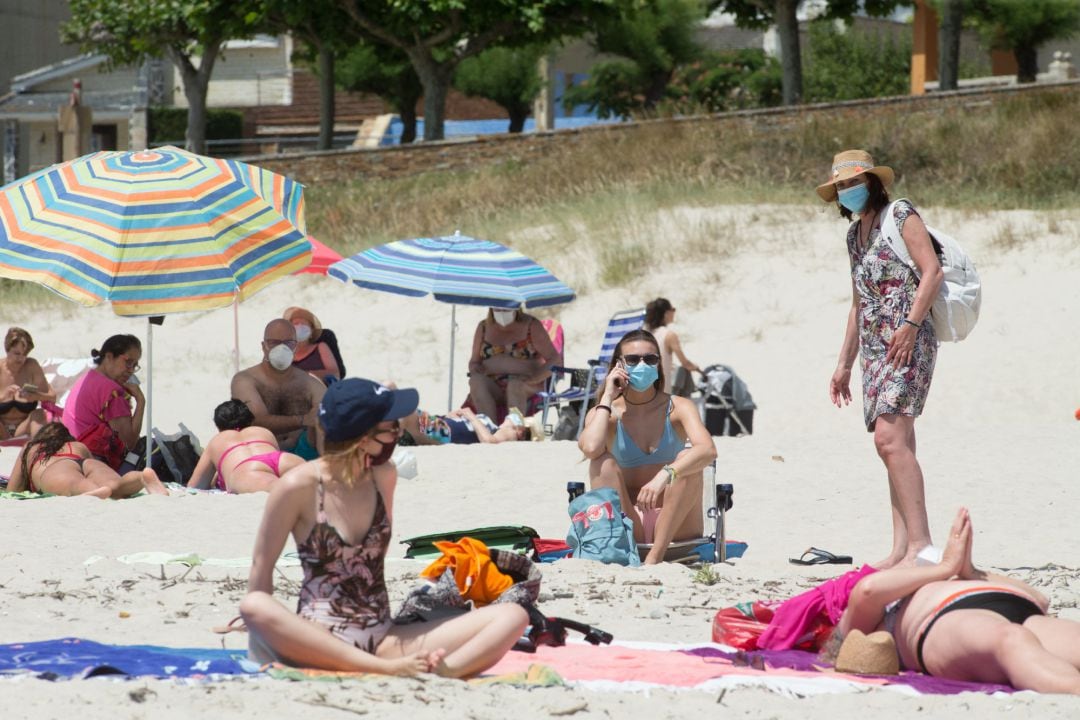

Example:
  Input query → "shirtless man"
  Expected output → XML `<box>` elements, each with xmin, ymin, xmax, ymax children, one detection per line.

<box><xmin>231</xmin><ymin>319</ymin><xmax>326</xmax><ymax>459</ymax></box>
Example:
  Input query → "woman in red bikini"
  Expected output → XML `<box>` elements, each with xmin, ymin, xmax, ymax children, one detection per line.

<box><xmin>188</xmin><ymin>400</ymin><xmax>304</xmax><ymax>493</ymax></box>
<box><xmin>7</xmin><ymin>422</ymin><xmax>167</xmax><ymax>497</ymax></box>
<box><xmin>240</xmin><ymin>378</ymin><xmax>528</xmax><ymax>677</ymax></box>
<box><xmin>833</xmin><ymin>507</ymin><xmax>1080</xmax><ymax>693</ymax></box>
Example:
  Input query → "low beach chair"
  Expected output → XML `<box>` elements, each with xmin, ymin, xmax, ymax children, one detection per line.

<box><xmin>537</xmin><ymin>307</ymin><xmax>645</xmax><ymax>440</ymax></box>
<box><xmin>636</xmin><ymin>467</ymin><xmax>737</xmax><ymax>564</ymax></box>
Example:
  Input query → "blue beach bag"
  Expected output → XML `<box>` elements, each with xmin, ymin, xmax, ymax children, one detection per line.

<box><xmin>566</xmin><ymin>487</ymin><xmax>640</xmax><ymax>566</ymax></box>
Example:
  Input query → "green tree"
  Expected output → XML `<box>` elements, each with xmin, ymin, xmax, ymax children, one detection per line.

<box><xmin>341</xmin><ymin>0</ymin><xmax>621</xmax><ymax>141</ymax></box>
<box><xmin>663</xmin><ymin>49</ymin><xmax>782</xmax><ymax>114</ymax></box>
<box><xmin>259</xmin><ymin>0</ymin><xmax>354</xmax><ymax>150</ymax></box>
<box><xmin>713</xmin><ymin>1</ymin><xmax>909</xmax><ymax>106</ymax></box>
<box><xmin>62</xmin><ymin>0</ymin><xmax>260</xmax><ymax>154</ymax></box>
<box><xmin>336</xmin><ymin>43</ymin><xmax>423</xmax><ymax>144</ymax></box>
<box><xmin>455</xmin><ymin>45</ymin><xmax>547</xmax><ymax>133</ymax></box>
<box><xmin>563</xmin><ymin>0</ymin><xmax>708</xmax><ymax>118</ymax></box>
<box><xmin>803</xmin><ymin>19</ymin><xmax>911</xmax><ymax>102</ymax></box>
<box><xmin>967</xmin><ymin>0</ymin><xmax>1080</xmax><ymax>83</ymax></box>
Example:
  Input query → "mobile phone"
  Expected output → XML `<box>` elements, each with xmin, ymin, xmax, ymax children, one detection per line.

<box><xmin>20</xmin><ymin>383</ymin><xmax>38</xmax><ymax>394</ymax></box>
<box><xmin>127</xmin><ymin>374</ymin><xmax>140</xmax><ymax>386</ymax></box>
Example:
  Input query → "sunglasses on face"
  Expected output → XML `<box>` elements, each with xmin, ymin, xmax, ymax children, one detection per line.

<box><xmin>622</xmin><ymin>353</ymin><xmax>660</xmax><ymax>366</ymax></box>
<box><xmin>121</xmin><ymin>356</ymin><xmax>141</xmax><ymax>372</ymax></box>
<box><xmin>265</xmin><ymin>338</ymin><xmax>298</xmax><ymax>350</ymax></box>
<box><xmin>373</xmin><ymin>421</ymin><xmax>402</xmax><ymax>440</ymax></box>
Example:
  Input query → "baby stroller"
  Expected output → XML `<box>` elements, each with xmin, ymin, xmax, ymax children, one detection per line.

<box><xmin>694</xmin><ymin>364</ymin><xmax>755</xmax><ymax>437</ymax></box>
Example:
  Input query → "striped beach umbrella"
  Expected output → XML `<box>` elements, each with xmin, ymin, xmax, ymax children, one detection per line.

<box><xmin>329</xmin><ymin>232</ymin><xmax>575</xmax><ymax>409</ymax></box>
<box><xmin>0</xmin><ymin>146</ymin><xmax>311</xmax><ymax>468</ymax></box>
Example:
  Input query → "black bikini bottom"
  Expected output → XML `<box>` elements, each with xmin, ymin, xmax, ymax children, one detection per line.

<box><xmin>916</xmin><ymin>591</ymin><xmax>1043</xmax><ymax>673</ymax></box>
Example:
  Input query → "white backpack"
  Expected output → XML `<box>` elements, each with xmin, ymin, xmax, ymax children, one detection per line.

<box><xmin>880</xmin><ymin>200</ymin><xmax>982</xmax><ymax>343</ymax></box>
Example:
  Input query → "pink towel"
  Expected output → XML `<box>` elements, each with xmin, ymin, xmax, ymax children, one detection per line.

<box><xmin>757</xmin><ymin>565</ymin><xmax>877</xmax><ymax>650</ymax></box>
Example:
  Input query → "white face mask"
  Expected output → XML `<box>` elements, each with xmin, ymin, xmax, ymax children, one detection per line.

<box><xmin>267</xmin><ymin>344</ymin><xmax>295</xmax><ymax>371</ymax></box>
<box><xmin>492</xmin><ymin>310</ymin><xmax>516</xmax><ymax>327</ymax></box>
<box><xmin>294</xmin><ymin>324</ymin><xmax>312</xmax><ymax>343</ymax></box>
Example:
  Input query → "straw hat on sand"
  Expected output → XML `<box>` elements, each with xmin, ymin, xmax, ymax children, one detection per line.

<box><xmin>834</xmin><ymin>629</ymin><xmax>900</xmax><ymax>676</ymax></box>
<box><xmin>816</xmin><ymin>150</ymin><xmax>895</xmax><ymax>203</ymax></box>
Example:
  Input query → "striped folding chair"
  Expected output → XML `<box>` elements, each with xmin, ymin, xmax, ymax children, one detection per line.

<box><xmin>537</xmin><ymin>307</ymin><xmax>645</xmax><ymax>439</ymax></box>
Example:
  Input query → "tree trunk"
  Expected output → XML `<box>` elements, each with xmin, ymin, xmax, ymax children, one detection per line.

<box><xmin>399</xmin><ymin>103</ymin><xmax>418</xmax><ymax>144</ymax></box>
<box><xmin>1014</xmin><ymin>44</ymin><xmax>1039</xmax><ymax>84</ymax></box>
<box><xmin>507</xmin><ymin>106</ymin><xmax>528</xmax><ymax>133</ymax></box>
<box><xmin>169</xmin><ymin>44</ymin><xmax>220</xmax><ymax>155</ymax></box>
<box><xmin>318</xmin><ymin>45</ymin><xmax>336</xmax><ymax>151</ymax></box>
<box><xmin>775</xmin><ymin>0</ymin><xmax>803</xmax><ymax>106</ymax></box>
<box><xmin>407</xmin><ymin>49</ymin><xmax>453</xmax><ymax>141</ymax></box>
<box><xmin>937</xmin><ymin>0</ymin><xmax>964</xmax><ymax>91</ymax></box>
<box><xmin>643</xmin><ymin>69</ymin><xmax>672</xmax><ymax>110</ymax></box>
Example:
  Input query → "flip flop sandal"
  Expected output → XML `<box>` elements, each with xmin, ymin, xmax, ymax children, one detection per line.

<box><xmin>789</xmin><ymin>547</ymin><xmax>853</xmax><ymax>565</ymax></box>
<box><xmin>212</xmin><ymin>615</ymin><xmax>247</xmax><ymax>634</ymax></box>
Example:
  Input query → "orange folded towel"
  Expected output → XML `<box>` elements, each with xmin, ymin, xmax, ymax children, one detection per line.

<box><xmin>420</xmin><ymin>537</ymin><xmax>514</xmax><ymax>606</ymax></box>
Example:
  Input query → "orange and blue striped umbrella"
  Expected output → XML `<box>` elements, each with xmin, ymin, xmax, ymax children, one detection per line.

<box><xmin>0</xmin><ymin>146</ymin><xmax>311</xmax><ymax>316</ymax></box>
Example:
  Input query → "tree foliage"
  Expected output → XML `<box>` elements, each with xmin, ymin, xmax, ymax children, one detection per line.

<box><xmin>62</xmin><ymin>0</ymin><xmax>260</xmax><ymax>153</ymax></box>
<box><xmin>454</xmin><ymin>45</ymin><xmax>548</xmax><ymax>133</ymax></box>
<box><xmin>804</xmin><ymin>19</ymin><xmax>911</xmax><ymax>102</ymax></box>
<box><xmin>336</xmin><ymin>43</ymin><xmax>423</xmax><ymax>144</ymax></box>
<box><xmin>664</xmin><ymin>49</ymin><xmax>782</xmax><ymax>113</ymax></box>
<box><xmin>966</xmin><ymin>0</ymin><xmax>1080</xmax><ymax>82</ymax></box>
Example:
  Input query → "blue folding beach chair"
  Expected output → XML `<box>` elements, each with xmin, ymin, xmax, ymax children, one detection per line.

<box><xmin>538</xmin><ymin>307</ymin><xmax>645</xmax><ymax>439</ymax></box>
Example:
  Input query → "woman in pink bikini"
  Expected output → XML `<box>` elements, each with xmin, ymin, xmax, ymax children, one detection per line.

<box><xmin>7</xmin><ymin>422</ymin><xmax>167</xmax><ymax>498</ymax></box>
<box><xmin>188</xmin><ymin>400</ymin><xmax>304</xmax><ymax>493</ymax></box>
<box><xmin>240</xmin><ymin>378</ymin><xmax>528</xmax><ymax>677</ymax></box>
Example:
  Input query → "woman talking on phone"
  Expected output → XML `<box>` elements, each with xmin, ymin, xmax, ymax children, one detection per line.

<box><xmin>577</xmin><ymin>329</ymin><xmax>717</xmax><ymax>564</ymax></box>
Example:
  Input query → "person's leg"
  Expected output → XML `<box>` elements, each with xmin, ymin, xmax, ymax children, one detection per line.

<box><xmin>873</xmin><ymin>414</ymin><xmax>931</xmax><ymax>565</ymax></box>
<box><xmin>922</xmin><ymin>611</ymin><xmax>1080</xmax><ymax>693</ymax></box>
<box><xmin>277</xmin><ymin>452</ymin><xmax>306</xmax><ymax>475</ymax></box>
<box><xmin>16</xmin><ymin>409</ymin><xmax>47</xmax><ymax>438</ymax></box>
<box><xmin>505</xmin><ymin>378</ymin><xmax>543</xmax><ymax>416</ymax></box>
<box><xmin>378</xmin><ymin>603</ymin><xmax>528</xmax><ymax>678</ymax></box>
<box><xmin>643</xmin><ymin>451</ymin><xmax>704</xmax><ymax>565</ymax></box>
<box><xmin>1023</xmin><ymin>615</ymin><xmax>1080</xmax><ymax>671</ymax></box>
<box><xmin>239</xmin><ymin>591</ymin><xmax>389</xmax><ymax>671</ymax></box>
<box><xmin>84</xmin><ymin>459</ymin><xmax>165</xmax><ymax>497</ymax></box>
<box><xmin>588</xmin><ymin>452</ymin><xmax>643</xmax><ymax>541</ymax></box>
<box><xmin>468</xmin><ymin>374</ymin><xmax>502</xmax><ymax>420</ymax></box>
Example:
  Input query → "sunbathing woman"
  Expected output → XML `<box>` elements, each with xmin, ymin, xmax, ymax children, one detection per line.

<box><xmin>240</xmin><ymin>378</ymin><xmax>528</xmax><ymax>677</ymax></box>
<box><xmin>833</xmin><ymin>507</ymin><xmax>1080</xmax><ymax>694</ymax></box>
<box><xmin>578</xmin><ymin>329</ymin><xmax>717</xmax><ymax>564</ymax></box>
<box><xmin>401</xmin><ymin>406</ymin><xmax>531</xmax><ymax>445</ymax></box>
<box><xmin>7</xmin><ymin>422</ymin><xmax>167</xmax><ymax>498</ymax></box>
<box><xmin>188</xmin><ymin>400</ymin><xmax>304</xmax><ymax>493</ymax></box>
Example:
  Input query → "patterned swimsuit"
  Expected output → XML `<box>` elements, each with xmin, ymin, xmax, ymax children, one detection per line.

<box><xmin>847</xmin><ymin>200</ymin><xmax>938</xmax><ymax>431</ymax></box>
<box><xmin>295</xmin><ymin>475</ymin><xmax>392</xmax><ymax>652</ymax></box>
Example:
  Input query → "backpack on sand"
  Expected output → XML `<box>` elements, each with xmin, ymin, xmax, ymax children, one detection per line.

<box><xmin>881</xmin><ymin>199</ymin><xmax>982</xmax><ymax>343</ymax></box>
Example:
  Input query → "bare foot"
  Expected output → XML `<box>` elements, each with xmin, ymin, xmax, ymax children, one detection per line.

<box><xmin>79</xmin><ymin>487</ymin><xmax>111</xmax><ymax>499</ymax></box>
<box><xmin>871</xmin><ymin>552</ymin><xmax>904</xmax><ymax>570</ymax></box>
<box><xmin>141</xmin><ymin>468</ymin><xmax>169</xmax><ymax>496</ymax></box>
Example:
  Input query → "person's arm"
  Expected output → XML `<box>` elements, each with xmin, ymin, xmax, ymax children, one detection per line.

<box><xmin>635</xmin><ymin>396</ymin><xmax>717</xmax><ymax>511</ymax></box>
<box><xmin>830</xmin><ymin>279</ymin><xmax>860</xmax><ymax>408</ymax></box>
<box><xmin>665</xmin><ymin>330</ymin><xmax>700</xmax><ymax>374</ymax></box>
<box><xmin>467</xmin><ymin>321</ymin><xmax>486</xmax><ymax>376</ymax></box>
<box><xmin>25</xmin><ymin>361</ymin><xmax>56</xmax><ymax>404</ymax></box>
<box><xmin>525</xmin><ymin>318</ymin><xmax>559</xmax><ymax>381</ymax></box>
<box><xmin>7</xmin><ymin>446</ymin><xmax>29</xmax><ymax>492</ymax></box>
<box><xmin>316</xmin><ymin>343</ymin><xmax>340</xmax><ymax>380</ymax></box>
<box><xmin>958</xmin><ymin>514</ymin><xmax>1050</xmax><ymax>612</ymax></box>
<box><xmin>372</xmin><ymin>461</ymin><xmax>397</xmax><ymax>521</ymax></box>
<box><xmin>231</xmin><ymin>372</ymin><xmax>305</xmax><ymax>434</ymax></box>
<box><xmin>303</xmin><ymin>374</ymin><xmax>327</xmax><ymax>429</ymax></box>
<box><xmin>108</xmin><ymin>383</ymin><xmax>144</xmax><ymax>449</ymax></box>
<box><xmin>577</xmin><ymin>365</ymin><xmax>626</xmax><ymax>458</ymax></box>
<box><xmin>247</xmin><ymin>473</ymin><xmax>308</xmax><ymax>594</ymax></box>
<box><xmin>465</xmin><ymin>409</ymin><xmax>503</xmax><ymax>444</ymax></box>
<box><xmin>187</xmin><ymin>439</ymin><xmax>218</xmax><ymax>489</ymax></box>
<box><xmin>885</xmin><ymin>211</ymin><xmax>944</xmax><ymax>369</ymax></box>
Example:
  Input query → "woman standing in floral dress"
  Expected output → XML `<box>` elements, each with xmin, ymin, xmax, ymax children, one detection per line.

<box><xmin>819</xmin><ymin>150</ymin><xmax>944</xmax><ymax>570</ymax></box>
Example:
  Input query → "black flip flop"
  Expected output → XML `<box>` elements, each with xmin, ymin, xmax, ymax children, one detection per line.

<box><xmin>789</xmin><ymin>547</ymin><xmax>853</xmax><ymax>565</ymax></box>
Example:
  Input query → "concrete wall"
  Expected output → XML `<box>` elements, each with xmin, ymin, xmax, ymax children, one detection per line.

<box><xmin>171</xmin><ymin>36</ymin><xmax>292</xmax><ymax>110</ymax></box>
<box><xmin>0</xmin><ymin>0</ymin><xmax>76</xmax><ymax>96</ymax></box>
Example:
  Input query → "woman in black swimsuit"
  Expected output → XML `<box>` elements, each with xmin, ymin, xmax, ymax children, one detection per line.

<box><xmin>0</xmin><ymin>327</ymin><xmax>54</xmax><ymax>439</ymax></box>
<box><xmin>832</xmin><ymin>508</ymin><xmax>1080</xmax><ymax>693</ymax></box>
<box><xmin>7</xmin><ymin>422</ymin><xmax>167</xmax><ymax>497</ymax></box>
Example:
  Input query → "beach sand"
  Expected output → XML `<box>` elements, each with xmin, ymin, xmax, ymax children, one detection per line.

<box><xmin>1</xmin><ymin>203</ymin><xmax>1079</xmax><ymax>718</ymax></box>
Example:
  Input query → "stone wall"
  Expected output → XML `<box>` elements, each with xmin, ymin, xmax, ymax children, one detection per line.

<box><xmin>244</xmin><ymin>80</ymin><xmax>1080</xmax><ymax>186</ymax></box>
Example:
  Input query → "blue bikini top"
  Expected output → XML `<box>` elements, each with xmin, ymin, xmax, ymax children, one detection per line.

<box><xmin>611</xmin><ymin>399</ymin><xmax>683</xmax><ymax>468</ymax></box>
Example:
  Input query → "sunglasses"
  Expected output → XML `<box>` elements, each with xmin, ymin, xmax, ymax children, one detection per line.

<box><xmin>373</xmin><ymin>421</ymin><xmax>402</xmax><ymax>440</ymax></box>
<box><xmin>622</xmin><ymin>353</ymin><xmax>660</xmax><ymax>367</ymax></box>
<box><xmin>121</xmin><ymin>356</ymin><xmax>141</xmax><ymax>372</ymax></box>
<box><xmin>265</xmin><ymin>338</ymin><xmax>298</xmax><ymax>350</ymax></box>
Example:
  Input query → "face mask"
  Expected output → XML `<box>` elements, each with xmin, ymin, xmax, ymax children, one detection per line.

<box><xmin>267</xmin><ymin>344</ymin><xmax>294</xmax><ymax>371</ymax></box>
<box><xmin>837</xmin><ymin>183</ymin><xmax>869</xmax><ymax>214</ymax></box>
<box><xmin>492</xmin><ymin>310</ymin><xmax>516</xmax><ymax>327</ymax></box>
<box><xmin>294</xmin><ymin>324</ymin><xmax>312</xmax><ymax>343</ymax></box>
<box><xmin>368</xmin><ymin>436</ymin><xmax>397</xmax><ymax>466</ymax></box>
<box><xmin>627</xmin><ymin>362</ymin><xmax>659</xmax><ymax>391</ymax></box>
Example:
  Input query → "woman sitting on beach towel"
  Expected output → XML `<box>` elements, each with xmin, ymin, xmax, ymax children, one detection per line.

<box><xmin>240</xmin><ymin>378</ymin><xmax>528</xmax><ymax>677</ymax></box>
<box><xmin>578</xmin><ymin>329</ymin><xmax>717</xmax><ymax>565</ymax></box>
<box><xmin>188</xmin><ymin>400</ymin><xmax>304</xmax><ymax>493</ymax></box>
<box><xmin>830</xmin><ymin>507</ymin><xmax>1080</xmax><ymax>694</ymax></box>
<box><xmin>6</xmin><ymin>422</ymin><xmax>167</xmax><ymax>498</ymax></box>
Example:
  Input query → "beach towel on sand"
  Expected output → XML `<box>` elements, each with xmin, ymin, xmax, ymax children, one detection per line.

<box><xmin>401</xmin><ymin>526</ymin><xmax>540</xmax><ymax>559</ymax></box>
<box><xmin>0</xmin><ymin>638</ymin><xmax>255</xmax><ymax>679</ymax></box>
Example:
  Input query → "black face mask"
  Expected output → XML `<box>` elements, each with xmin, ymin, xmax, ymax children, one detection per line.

<box><xmin>369</xmin><ymin>437</ymin><xmax>397</xmax><ymax>466</ymax></box>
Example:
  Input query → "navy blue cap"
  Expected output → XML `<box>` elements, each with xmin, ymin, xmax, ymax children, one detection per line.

<box><xmin>318</xmin><ymin>378</ymin><xmax>419</xmax><ymax>442</ymax></box>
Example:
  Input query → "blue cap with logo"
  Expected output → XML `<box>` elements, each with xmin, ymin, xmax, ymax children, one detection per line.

<box><xmin>318</xmin><ymin>378</ymin><xmax>419</xmax><ymax>442</ymax></box>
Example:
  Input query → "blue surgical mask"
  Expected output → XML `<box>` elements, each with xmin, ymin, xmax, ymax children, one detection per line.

<box><xmin>627</xmin><ymin>362</ymin><xmax>659</xmax><ymax>391</ymax></box>
<box><xmin>837</xmin><ymin>183</ymin><xmax>869</xmax><ymax>214</ymax></box>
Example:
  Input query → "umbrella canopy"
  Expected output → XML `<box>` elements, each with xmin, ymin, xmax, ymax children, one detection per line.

<box><xmin>0</xmin><ymin>146</ymin><xmax>311</xmax><ymax>315</ymax></box>
<box><xmin>328</xmin><ymin>232</ymin><xmax>575</xmax><ymax>409</ymax></box>
<box><xmin>294</xmin><ymin>236</ymin><xmax>343</xmax><ymax>276</ymax></box>
<box><xmin>328</xmin><ymin>231</ymin><xmax>575</xmax><ymax>309</ymax></box>
<box><xmin>0</xmin><ymin>146</ymin><xmax>310</xmax><ymax>468</ymax></box>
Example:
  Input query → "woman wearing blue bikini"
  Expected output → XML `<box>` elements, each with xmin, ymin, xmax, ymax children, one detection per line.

<box><xmin>578</xmin><ymin>329</ymin><xmax>717</xmax><ymax>565</ymax></box>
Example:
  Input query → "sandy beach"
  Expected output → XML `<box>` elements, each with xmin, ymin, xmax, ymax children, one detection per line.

<box><xmin>2</xmin><ymin>202</ymin><xmax>1079</xmax><ymax>718</ymax></box>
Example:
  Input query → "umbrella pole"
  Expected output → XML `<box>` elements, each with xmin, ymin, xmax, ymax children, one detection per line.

<box><xmin>233</xmin><ymin>300</ymin><xmax>241</xmax><ymax>375</ymax></box>
<box><xmin>146</xmin><ymin>318</ymin><xmax>154</xmax><ymax>471</ymax></box>
<box><xmin>448</xmin><ymin>305</ymin><xmax>456</xmax><ymax>412</ymax></box>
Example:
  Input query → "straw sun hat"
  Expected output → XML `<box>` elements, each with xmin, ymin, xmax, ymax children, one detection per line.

<box><xmin>834</xmin><ymin>629</ymin><xmax>900</xmax><ymax>676</ymax></box>
<box><xmin>815</xmin><ymin>149</ymin><xmax>895</xmax><ymax>203</ymax></box>
<box><xmin>283</xmin><ymin>306</ymin><xmax>322</xmax><ymax>342</ymax></box>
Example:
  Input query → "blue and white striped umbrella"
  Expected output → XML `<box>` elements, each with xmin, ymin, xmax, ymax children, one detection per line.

<box><xmin>328</xmin><ymin>232</ymin><xmax>575</xmax><ymax>409</ymax></box>
<box><xmin>327</xmin><ymin>232</ymin><xmax>575</xmax><ymax>308</ymax></box>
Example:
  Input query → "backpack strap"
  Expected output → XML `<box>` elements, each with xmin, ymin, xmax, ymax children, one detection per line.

<box><xmin>879</xmin><ymin>199</ymin><xmax>921</xmax><ymax>279</ymax></box>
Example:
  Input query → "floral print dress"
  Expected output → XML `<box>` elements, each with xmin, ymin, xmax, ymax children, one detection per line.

<box><xmin>846</xmin><ymin>200</ymin><xmax>938</xmax><ymax>431</ymax></box>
